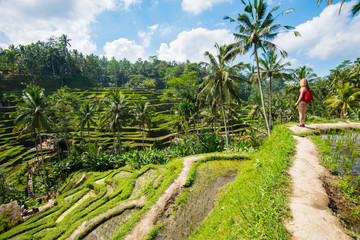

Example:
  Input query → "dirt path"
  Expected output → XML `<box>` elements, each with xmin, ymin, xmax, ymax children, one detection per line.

<box><xmin>286</xmin><ymin>122</ymin><xmax>360</xmax><ymax>240</ymax></box>
<box><xmin>124</xmin><ymin>155</ymin><xmax>204</xmax><ymax>240</ymax></box>
<box><xmin>288</xmin><ymin>121</ymin><xmax>360</xmax><ymax>134</ymax></box>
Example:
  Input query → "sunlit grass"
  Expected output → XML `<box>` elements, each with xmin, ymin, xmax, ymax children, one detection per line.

<box><xmin>189</xmin><ymin>125</ymin><xmax>295</xmax><ymax>240</ymax></box>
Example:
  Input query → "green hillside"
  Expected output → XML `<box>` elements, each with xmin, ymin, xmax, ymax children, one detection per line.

<box><xmin>0</xmin><ymin>126</ymin><xmax>294</xmax><ymax>240</ymax></box>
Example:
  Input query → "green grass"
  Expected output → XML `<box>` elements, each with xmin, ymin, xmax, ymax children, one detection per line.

<box><xmin>188</xmin><ymin>125</ymin><xmax>295</xmax><ymax>240</ymax></box>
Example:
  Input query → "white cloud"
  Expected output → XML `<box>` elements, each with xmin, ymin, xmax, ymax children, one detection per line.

<box><xmin>182</xmin><ymin>0</ymin><xmax>231</xmax><ymax>14</ymax></box>
<box><xmin>282</xmin><ymin>56</ymin><xmax>299</xmax><ymax>68</ymax></box>
<box><xmin>157</xmin><ymin>28</ymin><xmax>234</xmax><ymax>63</ymax></box>
<box><xmin>0</xmin><ymin>0</ymin><xmax>141</xmax><ymax>54</ymax></box>
<box><xmin>138</xmin><ymin>24</ymin><xmax>159</xmax><ymax>47</ymax></box>
<box><xmin>274</xmin><ymin>1</ymin><xmax>360</xmax><ymax>60</ymax></box>
<box><xmin>104</xmin><ymin>38</ymin><xmax>145</xmax><ymax>62</ymax></box>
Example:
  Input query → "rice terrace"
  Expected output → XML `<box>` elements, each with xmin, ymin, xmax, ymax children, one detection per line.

<box><xmin>1</xmin><ymin>0</ymin><xmax>360</xmax><ymax>239</ymax></box>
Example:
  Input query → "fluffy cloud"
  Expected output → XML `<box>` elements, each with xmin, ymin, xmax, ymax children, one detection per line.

<box><xmin>157</xmin><ymin>28</ymin><xmax>234</xmax><ymax>63</ymax></box>
<box><xmin>138</xmin><ymin>24</ymin><xmax>159</xmax><ymax>47</ymax></box>
<box><xmin>274</xmin><ymin>1</ymin><xmax>360</xmax><ymax>60</ymax></box>
<box><xmin>0</xmin><ymin>0</ymin><xmax>140</xmax><ymax>54</ymax></box>
<box><xmin>104</xmin><ymin>38</ymin><xmax>145</xmax><ymax>62</ymax></box>
<box><xmin>182</xmin><ymin>0</ymin><xmax>231</xmax><ymax>14</ymax></box>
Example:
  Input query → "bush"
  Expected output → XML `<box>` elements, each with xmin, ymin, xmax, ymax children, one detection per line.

<box><xmin>198</xmin><ymin>133</ymin><xmax>225</xmax><ymax>153</ymax></box>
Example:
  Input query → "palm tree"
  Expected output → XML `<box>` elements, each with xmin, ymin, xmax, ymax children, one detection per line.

<box><xmin>14</xmin><ymin>86</ymin><xmax>52</xmax><ymax>195</ymax></box>
<box><xmin>77</xmin><ymin>101</ymin><xmax>97</xmax><ymax>142</ymax></box>
<box><xmin>58</xmin><ymin>34</ymin><xmax>72</xmax><ymax>85</ymax></box>
<box><xmin>317</xmin><ymin>0</ymin><xmax>360</xmax><ymax>15</ymax></box>
<box><xmin>258</xmin><ymin>50</ymin><xmax>291</xmax><ymax>128</ymax></box>
<box><xmin>100</xmin><ymin>90</ymin><xmax>129</xmax><ymax>154</ymax></box>
<box><xmin>198</xmin><ymin>43</ymin><xmax>248</xmax><ymax>146</ymax></box>
<box><xmin>225</xmin><ymin>0</ymin><xmax>299</xmax><ymax>136</ymax></box>
<box><xmin>291</xmin><ymin>65</ymin><xmax>318</xmax><ymax>83</ymax></box>
<box><xmin>132</xmin><ymin>99</ymin><xmax>153</xmax><ymax>150</ymax></box>
<box><xmin>324</xmin><ymin>82</ymin><xmax>360</xmax><ymax>118</ymax></box>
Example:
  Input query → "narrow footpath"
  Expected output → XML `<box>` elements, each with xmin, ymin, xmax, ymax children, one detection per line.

<box><xmin>286</xmin><ymin>122</ymin><xmax>360</xmax><ymax>240</ymax></box>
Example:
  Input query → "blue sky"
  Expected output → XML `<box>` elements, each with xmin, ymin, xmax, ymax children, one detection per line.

<box><xmin>1</xmin><ymin>0</ymin><xmax>359</xmax><ymax>77</ymax></box>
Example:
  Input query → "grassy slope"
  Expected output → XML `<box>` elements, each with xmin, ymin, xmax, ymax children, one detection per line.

<box><xmin>189</xmin><ymin>125</ymin><xmax>295</xmax><ymax>239</ymax></box>
<box><xmin>1</xmin><ymin>123</ymin><xmax>296</xmax><ymax>239</ymax></box>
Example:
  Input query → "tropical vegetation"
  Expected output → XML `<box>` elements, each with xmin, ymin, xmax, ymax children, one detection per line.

<box><xmin>0</xmin><ymin>0</ymin><xmax>359</xmax><ymax>238</ymax></box>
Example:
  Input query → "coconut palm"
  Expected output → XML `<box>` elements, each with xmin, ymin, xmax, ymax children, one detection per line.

<box><xmin>225</xmin><ymin>0</ymin><xmax>299</xmax><ymax>136</ymax></box>
<box><xmin>291</xmin><ymin>65</ymin><xmax>318</xmax><ymax>83</ymax></box>
<box><xmin>324</xmin><ymin>82</ymin><xmax>360</xmax><ymax>118</ymax></box>
<box><xmin>131</xmin><ymin>99</ymin><xmax>153</xmax><ymax>150</ymax></box>
<box><xmin>258</xmin><ymin>50</ymin><xmax>291</xmax><ymax>128</ymax></box>
<box><xmin>77</xmin><ymin>101</ymin><xmax>97</xmax><ymax>142</ymax></box>
<box><xmin>198</xmin><ymin>42</ymin><xmax>248</xmax><ymax>146</ymax></box>
<box><xmin>100</xmin><ymin>90</ymin><xmax>129</xmax><ymax>154</ymax></box>
<box><xmin>317</xmin><ymin>0</ymin><xmax>360</xmax><ymax>15</ymax></box>
<box><xmin>58</xmin><ymin>34</ymin><xmax>72</xmax><ymax>85</ymax></box>
<box><xmin>14</xmin><ymin>86</ymin><xmax>52</xmax><ymax>195</ymax></box>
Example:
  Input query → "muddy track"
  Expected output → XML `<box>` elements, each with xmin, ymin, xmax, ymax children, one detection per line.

<box><xmin>286</xmin><ymin>122</ymin><xmax>360</xmax><ymax>240</ymax></box>
<box><xmin>124</xmin><ymin>155</ymin><xmax>204</xmax><ymax>240</ymax></box>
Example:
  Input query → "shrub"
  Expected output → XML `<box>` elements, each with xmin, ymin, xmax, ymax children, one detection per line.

<box><xmin>198</xmin><ymin>133</ymin><xmax>225</xmax><ymax>153</ymax></box>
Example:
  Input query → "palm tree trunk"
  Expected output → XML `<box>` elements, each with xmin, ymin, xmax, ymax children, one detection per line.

<box><xmin>88</xmin><ymin>123</ymin><xmax>90</xmax><ymax>142</ymax></box>
<box><xmin>117</xmin><ymin>131</ymin><xmax>122</xmax><ymax>154</ymax></box>
<box><xmin>38</xmin><ymin>130</ymin><xmax>48</xmax><ymax>196</ymax></box>
<box><xmin>219</xmin><ymin>88</ymin><xmax>229</xmax><ymax>146</ymax></box>
<box><xmin>141</xmin><ymin>130</ymin><xmax>145</xmax><ymax>150</ymax></box>
<box><xmin>254</xmin><ymin>46</ymin><xmax>271</xmax><ymax>137</ymax></box>
<box><xmin>34</xmin><ymin>132</ymin><xmax>39</xmax><ymax>164</ymax></box>
<box><xmin>221</xmin><ymin>103</ymin><xmax>229</xmax><ymax>147</ymax></box>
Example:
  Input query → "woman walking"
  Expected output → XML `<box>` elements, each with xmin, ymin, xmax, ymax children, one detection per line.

<box><xmin>295</xmin><ymin>78</ymin><xmax>311</xmax><ymax>127</ymax></box>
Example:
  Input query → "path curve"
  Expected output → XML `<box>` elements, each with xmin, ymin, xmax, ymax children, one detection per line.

<box><xmin>286</xmin><ymin>122</ymin><xmax>359</xmax><ymax>240</ymax></box>
<box><xmin>125</xmin><ymin>155</ymin><xmax>204</xmax><ymax>240</ymax></box>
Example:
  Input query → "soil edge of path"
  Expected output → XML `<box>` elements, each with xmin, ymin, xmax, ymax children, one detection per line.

<box><xmin>285</xmin><ymin>132</ymin><xmax>352</xmax><ymax>239</ymax></box>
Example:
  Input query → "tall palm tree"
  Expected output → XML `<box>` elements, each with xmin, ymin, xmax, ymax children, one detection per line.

<box><xmin>317</xmin><ymin>0</ymin><xmax>360</xmax><ymax>15</ymax></box>
<box><xmin>225</xmin><ymin>0</ymin><xmax>299</xmax><ymax>136</ymax></box>
<box><xmin>132</xmin><ymin>99</ymin><xmax>153</xmax><ymax>150</ymax></box>
<box><xmin>291</xmin><ymin>65</ymin><xmax>318</xmax><ymax>83</ymax></box>
<box><xmin>58</xmin><ymin>34</ymin><xmax>72</xmax><ymax>85</ymax></box>
<box><xmin>100</xmin><ymin>90</ymin><xmax>129</xmax><ymax>154</ymax></box>
<box><xmin>324</xmin><ymin>82</ymin><xmax>360</xmax><ymax>118</ymax></box>
<box><xmin>77</xmin><ymin>101</ymin><xmax>97</xmax><ymax>142</ymax></box>
<box><xmin>14</xmin><ymin>86</ymin><xmax>52</xmax><ymax>195</ymax></box>
<box><xmin>258</xmin><ymin>50</ymin><xmax>291</xmax><ymax>128</ymax></box>
<box><xmin>198</xmin><ymin>43</ymin><xmax>248</xmax><ymax>146</ymax></box>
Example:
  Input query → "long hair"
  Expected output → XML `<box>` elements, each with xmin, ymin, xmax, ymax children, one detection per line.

<box><xmin>300</xmin><ymin>78</ymin><xmax>310</xmax><ymax>89</ymax></box>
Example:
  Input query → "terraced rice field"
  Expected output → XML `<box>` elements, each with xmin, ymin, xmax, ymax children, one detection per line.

<box><xmin>0</xmin><ymin>88</ymin><xmax>247</xmax><ymax>193</ymax></box>
<box><xmin>0</xmin><ymin>154</ymin><xmax>246</xmax><ymax>240</ymax></box>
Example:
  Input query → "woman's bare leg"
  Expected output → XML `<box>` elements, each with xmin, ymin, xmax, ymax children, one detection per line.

<box><xmin>303</xmin><ymin>105</ymin><xmax>307</xmax><ymax>125</ymax></box>
<box><xmin>298</xmin><ymin>104</ymin><xmax>305</xmax><ymax>125</ymax></box>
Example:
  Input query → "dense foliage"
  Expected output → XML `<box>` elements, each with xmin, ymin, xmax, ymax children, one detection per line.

<box><xmin>0</xmin><ymin>35</ymin><xmax>207</xmax><ymax>90</ymax></box>
<box><xmin>0</xmin><ymin>1</ymin><xmax>359</xmax><ymax>223</ymax></box>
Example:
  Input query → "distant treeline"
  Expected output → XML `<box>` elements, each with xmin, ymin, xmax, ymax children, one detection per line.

<box><xmin>0</xmin><ymin>34</ymin><xmax>214</xmax><ymax>90</ymax></box>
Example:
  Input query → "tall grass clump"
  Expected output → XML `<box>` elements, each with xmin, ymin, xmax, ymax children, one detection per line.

<box><xmin>189</xmin><ymin>125</ymin><xmax>295</xmax><ymax>239</ymax></box>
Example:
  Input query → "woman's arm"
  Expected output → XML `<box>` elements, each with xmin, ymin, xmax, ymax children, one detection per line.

<box><xmin>295</xmin><ymin>87</ymin><xmax>307</xmax><ymax>106</ymax></box>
